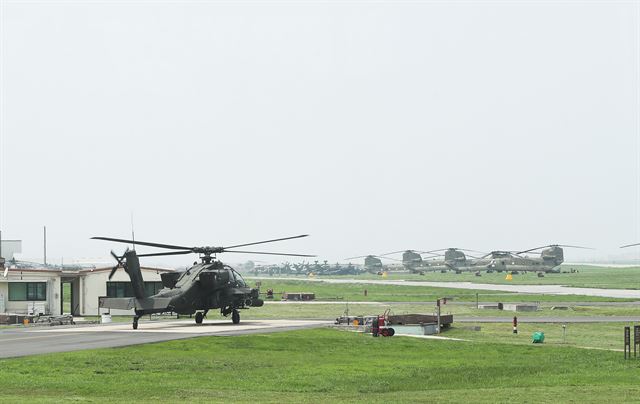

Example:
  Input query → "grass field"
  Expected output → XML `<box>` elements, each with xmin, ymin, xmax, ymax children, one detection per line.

<box><xmin>88</xmin><ymin>302</ymin><xmax>640</xmax><ymax>328</ymax></box>
<box><xmin>1</xmin><ymin>328</ymin><xmax>639</xmax><ymax>403</ymax></box>
<box><xmin>248</xmin><ymin>279</ymin><xmax>635</xmax><ymax>303</ymax></box>
<box><xmin>447</xmin><ymin>322</ymin><xmax>633</xmax><ymax>351</ymax></box>
<box><xmin>241</xmin><ymin>302</ymin><xmax>640</xmax><ymax>320</ymax></box>
<box><xmin>254</xmin><ymin>264</ymin><xmax>640</xmax><ymax>290</ymax></box>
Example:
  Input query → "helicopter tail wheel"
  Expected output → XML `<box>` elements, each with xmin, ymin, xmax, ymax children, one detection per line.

<box><xmin>132</xmin><ymin>316</ymin><xmax>139</xmax><ymax>330</ymax></box>
<box><xmin>232</xmin><ymin>309</ymin><xmax>240</xmax><ymax>324</ymax></box>
<box><xmin>195</xmin><ymin>312</ymin><xmax>204</xmax><ymax>324</ymax></box>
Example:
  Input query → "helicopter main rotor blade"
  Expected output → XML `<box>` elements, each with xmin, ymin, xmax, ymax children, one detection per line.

<box><xmin>224</xmin><ymin>250</ymin><xmax>316</xmax><ymax>257</ymax></box>
<box><xmin>379</xmin><ymin>250</ymin><xmax>413</xmax><ymax>256</ymax></box>
<box><xmin>378</xmin><ymin>256</ymin><xmax>402</xmax><ymax>262</ymax></box>
<box><xmin>136</xmin><ymin>250</ymin><xmax>193</xmax><ymax>257</ymax></box>
<box><xmin>456</xmin><ymin>248</ymin><xmax>486</xmax><ymax>254</ymax></box>
<box><xmin>344</xmin><ymin>255</ymin><xmax>371</xmax><ymax>260</ymax></box>
<box><xmin>621</xmin><ymin>243</ymin><xmax>640</xmax><ymax>248</ymax></box>
<box><xmin>92</xmin><ymin>237</ymin><xmax>192</xmax><ymax>251</ymax></box>
<box><xmin>224</xmin><ymin>234</ymin><xmax>309</xmax><ymax>250</ymax></box>
<box><xmin>516</xmin><ymin>244</ymin><xmax>594</xmax><ymax>254</ymax></box>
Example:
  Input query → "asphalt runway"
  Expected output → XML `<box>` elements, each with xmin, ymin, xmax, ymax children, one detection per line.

<box><xmin>0</xmin><ymin>319</ymin><xmax>329</xmax><ymax>359</ymax></box>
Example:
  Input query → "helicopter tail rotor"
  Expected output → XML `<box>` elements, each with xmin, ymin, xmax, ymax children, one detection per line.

<box><xmin>109</xmin><ymin>250</ymin><xmax>126</xmax><ymax>280</ymax></box>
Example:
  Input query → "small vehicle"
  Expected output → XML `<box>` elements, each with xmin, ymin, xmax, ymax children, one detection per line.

<box><xmin>371</xmin><ymin>310</ymin><xmax>395</xmax><ymax>337</ymax></box>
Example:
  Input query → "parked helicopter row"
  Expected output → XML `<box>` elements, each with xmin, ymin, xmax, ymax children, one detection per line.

<box><xmin>345</xmin><ymin>244</ymin><xmax>593</xmax><ymax>276</ymax></box>
<box><xmin>250</xmin><ymin>260</ymin><xmax>370</xmax><ymax>276</ymax></box>
<box><xmin>245</xmin><ymin>244</ymin><xmax>590</xmax><ymax>277</ymax></box>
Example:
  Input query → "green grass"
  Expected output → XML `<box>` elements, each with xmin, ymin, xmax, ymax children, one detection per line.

<box><xmin>86</xmin><ymin>302</ymin><xmax>640</xmax><ymax>326</ymax></box>
<box><xmin>241</xmin><ymin>302</ymin><xmax>640</xmax><ymax>320</ymax></box>
<box><xmin>1</xmin><ymin>328</ymin><xmax>639</xmax><ymax>403</ymax></box>
<box><xmin>258</xmin><ymin>264</ymin><xmax>640</xmax><ymax>289</ymax></box>
<box><xmin>62</xmin><ymin>282</ymin><xmax>71</xmax><ymax>314</ymax></box>
<box><xmin>249</xmin><ymin>279</ymin><xmax>635</xmax><ymax>303</ymax></box>
<box><xmin>448</xmin><ymin>322</ymin><xmax>634</xmax><ymax>351</ymax></box>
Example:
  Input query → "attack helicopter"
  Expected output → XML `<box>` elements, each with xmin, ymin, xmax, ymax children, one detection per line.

<box><xmin>93</xmin><ymin>234</ymin><xmax>314</xmax><ymax>329</ymax></box>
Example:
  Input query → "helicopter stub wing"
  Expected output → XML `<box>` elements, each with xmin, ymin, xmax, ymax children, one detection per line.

<box><xmin>99</xmin><ymin>297</ymin><xmax>172</xmax><ymax>311</ymax></box>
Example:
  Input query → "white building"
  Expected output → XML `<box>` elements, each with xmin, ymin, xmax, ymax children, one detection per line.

<box><xmin>0</xmin><ymin>266</ymin><xmax>175</xmax><ymax>317</ymax></box>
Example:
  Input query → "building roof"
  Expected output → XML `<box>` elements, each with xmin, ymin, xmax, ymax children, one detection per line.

<box><xmin>79</xmin><ymin>266</ymin><xmax>176</xmax><ymax>274</ymax></box>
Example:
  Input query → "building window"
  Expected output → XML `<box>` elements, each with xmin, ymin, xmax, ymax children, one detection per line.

<box><xmin>144</xmin><ymin>282</ymin><xmax>163</xmax><ymax>296</ymax></box>
<box><xmin>8</xmin><ymin>282</ymin><xmax>47</xmax><ymax>301</ymax></box>
<box><xmin>106</xmin><ymin>281</ymin><xmax>163</xmax><ymax>297</ymax></box>
<box><xmin>106</xmin><ymin>282</ymin><xmax>134</xmax><ymax>298</ymax></box>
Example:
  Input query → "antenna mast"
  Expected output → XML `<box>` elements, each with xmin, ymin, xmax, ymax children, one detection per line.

<box><xmin>43</xmin><ymin>225</ymin><xmax>47</xmax><ymax>266</ymax></box>
<box><xmin>130</xmin><ymin>212</ymin><xmax>135</xmax><ymax>251</ymax></box>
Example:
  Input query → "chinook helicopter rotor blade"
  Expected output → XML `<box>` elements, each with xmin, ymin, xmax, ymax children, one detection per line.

<box><xmin>621</xmin><ymin>243</ymin><xmax>640</xmax><ymax>248</ymax></box>
<box><xmin>379</xmin><ymin>250</ymin><xmax>412</xmax><ymax>256</ymax></box>
<box><xmin>377</xmin><ymin>256</ymin><xmax>402</xmax><ymax>262</ymax></box>
<box><xmin>224</xmin><ymin>234</ymin><xmax>309</xmax><ymax>250</ymax></box>
<box><xmin>422</xmin><ymin>248</ymin><xmax>485</xmax><ymax>254</ymax></box>
<box><xmin>223</xmin><ymin>250</ymin><xmax>316</xmax><ymax>257</ymax></box>
<box><xmin>92</xmin><ymin>237</ymin><xmax>192</xmax><ymax>251</ymax></box>
<box><xmin>516</xmin><ymin>244</ymin><xmax>594</xmax><ymax>254</ymax></box>
<box><xmin>136</xmin><ymin>250</ymin><xmax>193</xmax><ymax>257</ymax></box>
<box><xmin>344</xmin><ymin>255</ymin><xmax>371</xmax><ymax>260</ymax></box>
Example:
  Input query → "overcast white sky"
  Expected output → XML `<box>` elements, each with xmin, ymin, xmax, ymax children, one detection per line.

<box><xmin>0</xmin><ymin>1</ymin><xmax>638</xmax><ymax>266</ymax></box>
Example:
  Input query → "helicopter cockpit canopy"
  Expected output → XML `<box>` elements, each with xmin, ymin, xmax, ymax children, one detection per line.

<box><xmin>226</xmin><ymin>266</ymin><xmax>247</xmax><ymax>287</ymax></box>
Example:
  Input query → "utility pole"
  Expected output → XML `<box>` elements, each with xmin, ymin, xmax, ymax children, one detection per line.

<box><xmin>43</xmin><ymin>226</ymin><xmax>47</xmax><ymax>266</ymax></box>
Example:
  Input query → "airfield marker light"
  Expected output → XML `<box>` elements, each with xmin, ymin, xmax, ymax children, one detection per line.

<box><xmin>513</xmin><ymin>316</ymin><xmax>518</xmax><ymax>334</ymax></box>
<box><xmin>562</xmin><ymin>324</ymin><xmax>567</xmax><ymax>344</ymax></box>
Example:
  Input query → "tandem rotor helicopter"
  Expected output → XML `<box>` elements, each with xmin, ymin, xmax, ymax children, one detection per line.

<box><xmin>384</xmin><ymin>245</ymin><xmax>592</xmax><ymax>275</ymax></box>
<box><xmin>93</xmin><ymin>234</ymin><xmax>314</xmax><ymax>330</ymax></box>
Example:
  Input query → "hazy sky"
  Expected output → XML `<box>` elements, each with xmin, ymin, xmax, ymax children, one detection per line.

<box><xmin>1</xmin><ymin>1</ymin><xmax>638</xmax><ymax>266</ymax></box>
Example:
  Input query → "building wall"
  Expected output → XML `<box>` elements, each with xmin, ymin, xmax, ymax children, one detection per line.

<box><xmin>81</xmin><ymin>268</ymin><xmax>169</xmax><ymax>316</ymax></box>
<box><xmin>0</xmin><ymin>271</ymin><xmax>62</xmax><ymax>316</ymax></box>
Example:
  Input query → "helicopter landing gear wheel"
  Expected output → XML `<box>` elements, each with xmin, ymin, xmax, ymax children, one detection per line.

<box><xmin>132</xmin><ymin>316</ymin><xmax>139</xmax><ymax>330</ymax></box>
<box><xmin>195</xmin><ymin>312</ymin><xmax>204</xmax><ymax>324</ymax></box>
<box><xmin>232</xmin><ymin>309</ymin><xmax>240</xmax><ymax>324</ymax></box>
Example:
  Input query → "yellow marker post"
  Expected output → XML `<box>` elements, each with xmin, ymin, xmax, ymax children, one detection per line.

<box><xmin>505</xmin><ymin>273</ymin><xmax>513</xmax><ymax>281</ymax></box>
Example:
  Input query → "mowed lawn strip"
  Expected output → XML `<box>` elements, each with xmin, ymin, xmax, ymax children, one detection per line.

<box><xmin>0</xmin><ymin>328</ymin><xmax>639</xmax><ymax>403</ymax></box>
<box><xmin>268</xmin><ymin>264</ymin><xmax>640</xmax><ymax>290</ymax></box>
<box><xmin>250</xmin><ymin>279</ymin><xmax>634</xmax><ymax>302</ymax></box>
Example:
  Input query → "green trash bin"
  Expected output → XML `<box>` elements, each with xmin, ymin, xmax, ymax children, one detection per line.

<box><xmin>532</xmin><ymin>331</ymin><xmax>545</xmax><ymax>343</ymax></box>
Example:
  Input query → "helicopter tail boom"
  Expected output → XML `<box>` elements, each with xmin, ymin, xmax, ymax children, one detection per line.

<box><xmin>99</xmin><ymin>296</ymin><xmax>172</xmax><ymax>311</ymax></box>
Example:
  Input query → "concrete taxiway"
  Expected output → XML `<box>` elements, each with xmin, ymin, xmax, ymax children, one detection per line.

<box><xmin>0</xmin><ymin>319</ymin><xmax>329</xmax><ymax>359</ymax></box>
